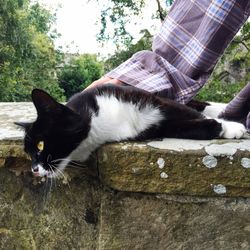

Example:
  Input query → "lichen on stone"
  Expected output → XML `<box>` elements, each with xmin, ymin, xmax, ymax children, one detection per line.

<box><xmin>241</xmin><ymin>158</ymin><xmax>250</xmax><ymax>169</ymax></box>
<box><xmin>202</xmin><ymin>155</ymin><xmax>218</xmax><ymax>169</ymax></box>
<box><xmin>213</xmin><ymin>184</ymin><xmax>227</xmax><ymax>194</ymax></box>
<box><xmin>157</xmin><ymin>158</ymin><xmax>165</xmax><ymax>169</ymax></box>
<box><xmin>160</xmin><ymin>172</ymin><xmax>168</xmax><ymax>179</ymax></box>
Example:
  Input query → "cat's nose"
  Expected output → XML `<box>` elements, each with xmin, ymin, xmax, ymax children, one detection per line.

<box><xmin>32</xmin><ymin>166</ymin><xmax>39</xmax><ymax>172</ymax></box>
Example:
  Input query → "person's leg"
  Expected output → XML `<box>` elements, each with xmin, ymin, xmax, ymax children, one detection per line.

<box><xmin>218</xmin><ymin>83</ymin><xmax>250</xmax><ymax>131</ymax></box>
<box><xmin>153</xmin><ymin>0</ymin><xmax>250</xmax><ymax>81</ymax></box>
<box><xmin>105</xmin><ymin>0</ymin><xmax>250</xmax><ymax>103</ymax></box>
<box><xmin>247</xmin><ymin>113</ymin><xmax>250</xmax><ymax>131</ymax></box>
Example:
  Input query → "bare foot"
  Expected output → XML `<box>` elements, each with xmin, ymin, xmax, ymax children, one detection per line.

<box><xmin>83</xmin><ymin>77</ymin><xmax>122</xmax><ymax>91</ymax></box>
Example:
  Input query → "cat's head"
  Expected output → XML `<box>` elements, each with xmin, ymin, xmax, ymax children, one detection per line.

<box><xmin>16</xmin><ymin>89</ymin><xmax>87</xmax><ymax>178</ymax></box>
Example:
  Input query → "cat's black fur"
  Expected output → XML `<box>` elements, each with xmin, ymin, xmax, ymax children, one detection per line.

<box><xmin>16</xmin><ymin>84</ymin><xmax>242</xmax><ymax>177</ymax></box>
<box><xmin>66</xmin><ymin>85</ymin><xmax>221</xmax><ymax>140</ymax></box>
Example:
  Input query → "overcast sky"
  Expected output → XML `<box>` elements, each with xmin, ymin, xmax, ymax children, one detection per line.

<box><xmin>37</xmin><ymin>0</ymin><xmax>164</xmax><ymax>57</ymax></box>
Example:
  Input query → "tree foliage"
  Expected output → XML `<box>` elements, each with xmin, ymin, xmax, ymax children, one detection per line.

<box><xmin>95</xmin><ymin>0</ymin><xmax>172</xmax><ymax>46</ymax></box>
<box><xmin>1</xmin><ymin>0</ymin><xmax>249</xmax><ymax>103</ymax></box>
<box><xmin>105</xmin><ymin>29</ymin><xmax>152</xmax><ymax>71</ymax></box>
<box><xmin>197</xmin><ymin>21</ymin><xmax>250</xmax><ymax>102</ymax></box>
<box><xmin>58</xmin><ymin>54</ymin><xmax>104</xmax><ymax>98</ymax></box>
<box><xmin>0</xmin><ymin>0</ymin><xmax>64</xmax><ymax>101</ymax></box>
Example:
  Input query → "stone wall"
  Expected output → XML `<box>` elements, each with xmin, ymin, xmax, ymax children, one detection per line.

<box><xmin>1</xmin><ymin>103</ymin><xmax>250</xmax><ymax>250</ymax></box>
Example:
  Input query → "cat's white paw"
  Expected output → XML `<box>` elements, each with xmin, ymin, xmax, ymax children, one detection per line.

<box><xmin>220</xmin><ymin>120</ymin><xmax>246</xmax><ymax>139</ymax></box>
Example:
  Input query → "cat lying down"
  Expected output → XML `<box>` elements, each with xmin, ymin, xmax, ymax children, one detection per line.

<box><xmin>16</xmin><ymin>84</ymin><xmax>246</xmax><ymax>178</ymax></box>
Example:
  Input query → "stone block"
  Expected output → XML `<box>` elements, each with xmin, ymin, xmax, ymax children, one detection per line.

<box><xmin>99</xmin><ymin>193</ymin><xmax>250</xmax><ymax>250</ymax></box>
<box><xmin>98</xmin><ymin>139</ymin><xmax>250</xmax><ymax>197</ymax></box>
<box><xmin>1</xmin><ymin>102</ymin><xmax>250</xmax><ymax>249</ymax></box>
<box><xmin>0</xmin><ymin>160</ymin><xmax>101</xmax><ymax>250</ymax></box>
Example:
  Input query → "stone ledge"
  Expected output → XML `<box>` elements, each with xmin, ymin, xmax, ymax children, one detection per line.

<box><xmin>0</xmin><ymin>102</ymin><xmax>36</xmax><ymax>140</ymax></box>
<box><xmin>2</xmin><ymin>102</ymin><xmax>250</xmax><ymax>249</ymax></box>
<box><xmin>1</xmin><ymin>102</ymin><xmax>250</xmax><ymax>197</ymax></box>
<box><xmin>98</xmin><ymin>139</ymin><xmax>250</xmax><ymax>197</ymax></box>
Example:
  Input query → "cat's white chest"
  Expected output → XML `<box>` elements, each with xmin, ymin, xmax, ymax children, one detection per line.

<box><xmin>92</xmin><ymin>94</ymin><xmax>163</xmax><ymax>141</ymax></box>
<box><xmin>68</xmin><ymin>94</ymin><xmax>163</xmax><ymax>163</ymax></box>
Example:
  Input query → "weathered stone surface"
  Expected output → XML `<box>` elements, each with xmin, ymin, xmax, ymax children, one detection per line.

<box><xmin>2</xmin><ymin>156</ymin><xmax>250</xmax><ymax>250</ymax></box>
<box><xmin>0</xmin><ymin>160</ymin><xmax>101</xmax><ymax>250</ymax></box>
<box><xmin>0</xmin><ymin>102</ymin><xmax>36</xmax><ymax>140</ymax></box>
<box><xmin>0</xmin><ymin>159</ymin><xmax>5</xmax><ymax>168</ymax></box>
<box><xmin>99</xmin><ymin>193</ymin><xmax>250</xmax><ymax>250</ymax></box>
<box><xmin>98</xmin><ymin>139</ymin><xmax>250</xmax><ymax>197</ymax></box>
<box><xmin>1</xmin><ymin>102</ymin><xmax>250</xmax><ymax>249</ymax></box>
<box><xmin>0</xmin><ymin>140</ymin><xmax>27</xmax><ymax>158</ymax></box>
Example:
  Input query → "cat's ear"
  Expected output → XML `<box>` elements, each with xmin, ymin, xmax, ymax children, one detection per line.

<box><xmin>14</xmin><ymin>121</ymin><xmax>32</xmax><ymax>131</ymax></box>
<box><xmin>32</xmin><ymin>89</ymin><xmax>61</xmax><ymax>116</ymax></box>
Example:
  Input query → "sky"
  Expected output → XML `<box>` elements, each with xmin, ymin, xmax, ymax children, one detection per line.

<box><xmin>37</xmin><ymin>0</ymin><xmax>164</xmax><ymax>57</ymax></box>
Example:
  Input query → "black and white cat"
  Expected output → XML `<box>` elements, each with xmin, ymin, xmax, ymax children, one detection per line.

<box><xmin>17</xmin><ymin>84</ymin><xmax>246</xmax><ymax>178</ymax></box>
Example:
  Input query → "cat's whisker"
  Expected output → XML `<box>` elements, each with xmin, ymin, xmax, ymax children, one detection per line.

<box><xmin>46</xmin><ymin>171</ymin><xmax>58</xmax><ymax>202</ymax></box>
<box><xmin>42</xmin><ymin>173</ymin><xmax>54</xmax><ymax>206</ymax></box>
<box><xmin>51</xmin><ymin>159</ymin><xmax>86</xmax><ymax>168</ymax></box>
<box><xmin>65</xmin><ymin>164</ymin><xmax>86</xmax><ymax>170</ymax></box>
<box><xmin>51</xmin><ymin>158</ymin><xmax>71</xmax><ymax>163</ymax></box>
<box><xmin>49</xmin><ymin>164</ymin><xmax>67</xmax><ymax>180</ymax></box>
<box><xmin>48</xmin><ymin>174</ymin><xmax>53</xmax><ymax>195</ymax></box>
<box><xmin>49</xmin><ymin>172</ymin><xmax>53</xmax><ymax>187</ymax></box>
<box><xmin>49</xmin><ymin>165</ymin><xmax>58</xmax><ymax>189</ymax></box>
<box><xmin>48</xmin><ymin>163</ymin><xmax>60</xmax><ymax>176</ymax></box>
<box><xmin>70</xmin><ymin>161</ymin><xmax>86</xmax><ymax>167</ymax></box>
<box><xmin>49</xmin><ymin>163</ymin><xmax>71</xmax><ymax>189</ymax></box>
<box><xmin>50</xmin><ymin>167</ymin><xmax>64</xmax><ymax>179</ymax></box>
<box><xmin>47</xmin><ymin>164</ymin><xmax>56</xmax><ymax>191</ymax></box>
<box><xmin>51</xmin><ymin>160</ymin><xmax>86</xmax><ymax>170</ymax></box>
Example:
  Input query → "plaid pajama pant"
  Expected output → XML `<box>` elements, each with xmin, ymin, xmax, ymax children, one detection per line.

<box><xmin>106</xmin><ymin>0</ymin><xmax>250</xmax><ymax>104</ymax></box>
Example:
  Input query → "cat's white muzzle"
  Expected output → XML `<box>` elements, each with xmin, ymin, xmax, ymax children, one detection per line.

<box><xmin>32</xmin><ymin>164</ymin><xmax>49</xmax><ymax>177</ymax></box>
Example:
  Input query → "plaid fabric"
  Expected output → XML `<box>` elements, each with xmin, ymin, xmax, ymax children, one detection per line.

<box><xmin>106</xmin><ymin>0</ymin><xmax>250</xmax><ymax>104</ymax></box>
<box><xmin>218</xmin><ymin>83</ymin><xmax>250</xmax><ymax>131</ymax></box>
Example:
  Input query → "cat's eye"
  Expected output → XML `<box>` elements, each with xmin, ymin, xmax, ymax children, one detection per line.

<box><xmin>37</xmin><ymin>141</ymin><xmax>44</xmax><ymax>151</ymax></box>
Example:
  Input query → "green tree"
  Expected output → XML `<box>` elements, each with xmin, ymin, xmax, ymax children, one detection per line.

<box><xmin>0</xmin><ymin>0</ymin><xmax>64</xmax><ymax>101</ymax></box>
<box><xmin>58</xmin><ymin>54</ymin><xmax>104</xmax><ymax>98</ymax></box>
<box><xmin>95</xmin><ymin>0</ymin><xmax>173</xmax><ymax>46</ymax></box>
<box><xmin>197</xmin><ymin>21</ymin><xmax>250</xmax><ymax>102</ymax></box>
<box><xmin>105</xmin><ymin>29</ymin><xmax>152</xmax><ymax>71</ymax></box>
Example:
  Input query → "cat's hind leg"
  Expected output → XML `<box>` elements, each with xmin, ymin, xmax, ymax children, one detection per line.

<box><xmin>154</xmin><ymin>119</ymin><xmax>246</xmax><ymax>140</ymax></box>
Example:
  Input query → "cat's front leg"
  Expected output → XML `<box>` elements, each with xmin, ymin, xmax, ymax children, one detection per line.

<box><xmin>218</xmin><ymin>120</ymin><xmax>247</xmax><ymax>139</ymax></box>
